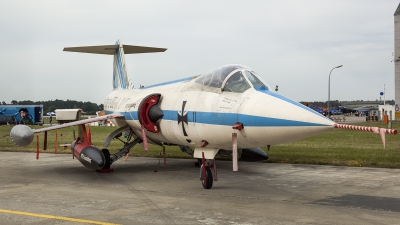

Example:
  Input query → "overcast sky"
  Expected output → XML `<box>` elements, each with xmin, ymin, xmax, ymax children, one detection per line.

<box><xmin>1</xmin><ymin>0</ymin><xmax>399</xmax><ymax>104</ymax></box>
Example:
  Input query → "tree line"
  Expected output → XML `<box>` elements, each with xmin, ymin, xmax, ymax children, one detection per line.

<box><xmin>1</xmin><ymin>100</ymin><xmax>104</xmax><ymax>115</ymax></box>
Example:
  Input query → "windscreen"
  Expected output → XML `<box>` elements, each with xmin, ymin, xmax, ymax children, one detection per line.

<box><xmin>223</xmin><ymin>71</ymin><xmax>251</xmax><ymax>93</ymax></box>
<box><xmin>244</xmin><ymin>70</ymin><xmax>269</xmax><ymax>90</ymax></box>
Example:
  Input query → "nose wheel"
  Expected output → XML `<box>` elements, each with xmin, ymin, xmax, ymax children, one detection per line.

<box><xmin>200</xmin><ymin>165</ymin><xmax>213</xmax><ymax>189</ymax></box>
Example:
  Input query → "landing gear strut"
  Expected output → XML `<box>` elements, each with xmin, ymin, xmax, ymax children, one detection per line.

<box><xmin>110</xmin><ymin>138</ymin><xmax>141</xmax><ymax>164</ymax></box>
<box><xmin>99</xmin><ymin>128</ymin><xmax>142</xmax><ymax>172</ymax></box>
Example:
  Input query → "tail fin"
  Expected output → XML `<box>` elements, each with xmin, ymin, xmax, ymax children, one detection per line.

<box><xmin>63</xmin><ymin>39</ymin><xmax>167</xmax><ymax>90</ymax></box>
<box><xmin>113</xmin><ymin>40</ymin><xmax>131</xmax><ymax>89</ymax></box>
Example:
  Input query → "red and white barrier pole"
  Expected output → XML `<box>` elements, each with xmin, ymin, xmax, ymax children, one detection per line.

<box><xmin>334</xmin><ymin>124</ymin><xmax>397</xmax><ymax>149</ymax></box>
<box><xmin>334</xmin><ymin>124</ymin><xmax>397</xmax><ymax>135</ymax></box>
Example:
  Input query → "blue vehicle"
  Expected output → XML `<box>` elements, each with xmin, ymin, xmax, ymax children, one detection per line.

<box><xmin>308</xmin><ymin>105</ymin><xmax>324</xmax><ymax>114</ymax></box>
<box><xmin>0</xmin><ymin>105</ymin><xmax>43</xmax><ymax>125</ymax></box>
<box><xmin>329</xmin><ymin>108</ymin><xmax>342</xmax><ymax>115</ymax></box>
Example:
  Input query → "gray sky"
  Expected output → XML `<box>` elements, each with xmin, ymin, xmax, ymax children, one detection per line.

<box><xmin>1</xmin><ymin>0</ymin><xmax>398</xmax><ymax>104</ymax></box>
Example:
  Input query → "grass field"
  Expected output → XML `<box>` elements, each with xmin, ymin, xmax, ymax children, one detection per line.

<box><xmin>1</xmin><ymin>121</ymin><xmax>399</xmax><ymax>168</ymax></box>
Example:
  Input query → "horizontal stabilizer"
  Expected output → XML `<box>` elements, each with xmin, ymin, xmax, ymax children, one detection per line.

<box><xmin>63</xmin><ymin>45</ymin><xmax>167</xmax><ymax>55</ymax></box>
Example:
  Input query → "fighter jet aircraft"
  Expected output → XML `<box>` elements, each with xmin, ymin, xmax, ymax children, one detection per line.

<box><xmin>354</xmin><ymin>105</ymin><xmax>379</xmax><ymax>112</ymax></box>
<box><xmin>339</xmin><ymin>102</ymin><xmax>378</xmax><ymax>114</ymax></box>
<box><xmin>10</xmin><ymin>40</ymin><xmax>398</xmax><ymax>189</ymax></box>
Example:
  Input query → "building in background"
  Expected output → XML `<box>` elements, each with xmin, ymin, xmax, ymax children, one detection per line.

<box><xmin>394</xmin><ymin>4</ymin><xmax>400</xmax><ymax>106</ymax></box>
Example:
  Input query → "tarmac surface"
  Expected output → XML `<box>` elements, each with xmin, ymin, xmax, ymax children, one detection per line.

<box><xmin>0</xmin><ymin>152</ymin><xmax>400</xmax><ymax>224</ymax></box>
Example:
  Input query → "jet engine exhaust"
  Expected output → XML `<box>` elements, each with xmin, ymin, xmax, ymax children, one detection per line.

<box><xmin>10</xmin><ymin>125</ymin><xmax>34</xmax><ymax>146</ymax></box>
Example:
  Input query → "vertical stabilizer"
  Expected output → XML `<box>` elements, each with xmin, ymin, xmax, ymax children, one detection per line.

<box><xmin>113</xmin><ymin>40</ymin><xmax>132</xmax><ymax>90</ymax></box>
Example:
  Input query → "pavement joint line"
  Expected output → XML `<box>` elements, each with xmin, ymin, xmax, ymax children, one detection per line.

<box><xmin>0</xmin><ymin>209</ymin><xmax>121</xmax><ymax>225</ymax></box>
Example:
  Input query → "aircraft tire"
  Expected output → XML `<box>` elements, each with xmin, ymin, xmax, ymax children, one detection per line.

<box><xmin>101</xmin><ymin>149</ymin><xmax>111</xmax><ymax>169</ymax></box>
<box><xmin>201</xmin><ymin>166</ymin><xmax>213</xmax><ymax>189</ymax></box>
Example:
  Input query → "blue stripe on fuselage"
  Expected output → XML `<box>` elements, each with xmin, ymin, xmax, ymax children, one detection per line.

<box><xmin>163</xmin><ymin>110</ymin><xmax>328</xmax><ymax>126</ymax></box>
<box><xmin>105</xmin><ymin>110</ymin><xmax>330</xmax><ymax>127</ymax></box>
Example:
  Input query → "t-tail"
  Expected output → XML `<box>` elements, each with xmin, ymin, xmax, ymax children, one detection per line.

<box><xmin>63</xmin><ymin>39</ymin><xmax>167</xmax><ymax>90</ymax></box>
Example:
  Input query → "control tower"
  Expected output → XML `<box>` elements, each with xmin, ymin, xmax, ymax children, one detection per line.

<box><xmin>395</xmin><ymin>4</ymin><xmax>400</xmax><ymax>105</ymax></box>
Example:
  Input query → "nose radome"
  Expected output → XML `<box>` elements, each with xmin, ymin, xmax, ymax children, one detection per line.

<box><xmin>246</xmin><ymin>90</ymin><xmax>334</xmax><ymax>126</ymax></box>
<box><xmin>238</xmin><ymin>90</ymin><xmax>335</xmax><ymax>145</ymax></box>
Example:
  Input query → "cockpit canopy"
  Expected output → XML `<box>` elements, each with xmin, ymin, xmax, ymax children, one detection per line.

<box><xmin>195</xmin><ymin>64</ymin><xmax>269</xmax><ymax>93</ymax></box>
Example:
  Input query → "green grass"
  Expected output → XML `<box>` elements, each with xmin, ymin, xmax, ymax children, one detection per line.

<box><xmin>263</xmin><ymin>122</ymin><xmax>400</xmax><ymax>168</ymax></box>
<box><xmin>0</xmin><ymin>125</ymin><xmax>190</xmax><ymax>158</ymax></box>
<box><xmin>1</xmin><ymin>122</ymin><xmax>399</xmax><ymax>168</ymax></box>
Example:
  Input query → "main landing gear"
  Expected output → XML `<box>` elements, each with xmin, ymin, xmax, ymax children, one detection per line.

<box><xmin>99</xmin><ymin>127</ymin><xmax>141</xmax><ymax>172</ymax></box>
<box><xmin>103</xmin><ymin>128</ymin><xmax>218</xmax><ymax>189</ymax></box>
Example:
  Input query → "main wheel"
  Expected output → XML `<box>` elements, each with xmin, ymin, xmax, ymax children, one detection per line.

<box><xmin>200</xmin><ymin>165</ymin><xmax>213</xmax><ymax>189</ymax></box>
<box><xmin>101</xmin><ymin>149</ymin><xmax>111</xmax><ymax>169</ymax></box>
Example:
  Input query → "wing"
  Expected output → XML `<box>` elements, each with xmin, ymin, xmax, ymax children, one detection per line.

<box><xmin>33</xmin><ymin>114</ymin><xmax>123</xmax><ymax>133</ymax></box>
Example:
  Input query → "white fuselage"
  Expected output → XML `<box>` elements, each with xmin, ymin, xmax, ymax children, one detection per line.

<box><xmin>104</xmin><ymin>76</ymin><xmax>335</xmax><ymax>150</ymax></box>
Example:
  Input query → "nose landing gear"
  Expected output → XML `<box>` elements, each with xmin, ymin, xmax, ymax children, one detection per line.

<box><xmin>200</xmin><ymin>165</ymin><xmax>213</xmax><ymax>189</ymax></box>
<box><xmin>199</xmin><ymin>152</ymin><xmax>217</xmax><ymax>189</ymax></box>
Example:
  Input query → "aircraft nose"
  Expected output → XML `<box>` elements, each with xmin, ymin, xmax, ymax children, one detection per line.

<box><xmin>238</xmin><ymin>90</ymin><xmax>335</xmax><ymax>145</ymax></box>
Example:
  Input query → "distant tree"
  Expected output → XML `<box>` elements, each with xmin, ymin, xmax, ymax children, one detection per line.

<box><xmin>47</xmin><ymin>105</ymin><xmax>56</xmax><ymax>113</ymax></box>
<box><xmin>82</xmin><ymin>101</ymin><xmax>98</xmax><ymax>115</ymax></box>
<box><xmin>18</xmin><ymin>100</ymin><xmax>34</xmax><ymax>105</ymax></box>
<box><xmin>11</xmin><ymin>100</ymin><xmax>17</xmax><ymax>105</ymax></box>
<box><xmin>1</xmin><ymin>101</ymin><xmax>5</xmax><ymax>105</ymax></box>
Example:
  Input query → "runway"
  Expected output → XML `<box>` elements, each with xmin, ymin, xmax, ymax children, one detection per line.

<box><xmin>0</xmin><ymin>152</ymin><xmax>400</xmax><ymax>224</ymax></box>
